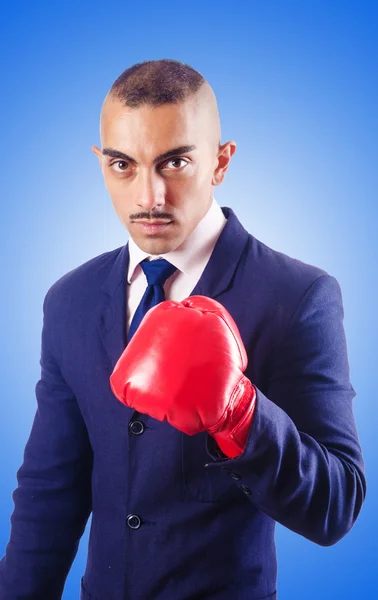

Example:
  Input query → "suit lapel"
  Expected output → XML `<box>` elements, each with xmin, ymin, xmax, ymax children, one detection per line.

<box><xmin>97</xmin><ymin>243</ymin><xmax>129</xmax><ymax>370</ymax></box>
<box><xmin>189</xmin><ymin>206</ymin><xmax>249</xmax><ymax>299</ymax></box>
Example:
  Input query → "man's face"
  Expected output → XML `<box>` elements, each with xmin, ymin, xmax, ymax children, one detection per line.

<box><xmin>92</xmin><ymin>88</ymin><xmax>235</xmax><ymax>255</ymax></box>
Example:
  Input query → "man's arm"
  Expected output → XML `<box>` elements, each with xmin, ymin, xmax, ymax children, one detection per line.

<box><xmin>0</xmin><ymin>288</ymin><xmax>93</xmax><ymax>598</ymax></box>
<box><xmin>206</xmin><ymin>274</ymin><xmax>366</xmax><ymax>546</ymax></box>
<box><xmin>109</xmin><ymin>273</ymin><xmax>366</xmax><ymax>547</ymax></box>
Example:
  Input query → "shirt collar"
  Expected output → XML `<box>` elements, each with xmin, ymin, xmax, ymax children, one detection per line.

<box><xmin>127</xmin><ymin>197</ymin><xmax>227</xmax><ymax>284</ymax></box>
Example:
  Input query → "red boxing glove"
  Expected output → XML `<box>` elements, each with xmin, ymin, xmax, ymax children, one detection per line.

<box><xmin>110</xmin><ymin>296</ymin><xmax>256</xmax><ymax>458</ymax></box>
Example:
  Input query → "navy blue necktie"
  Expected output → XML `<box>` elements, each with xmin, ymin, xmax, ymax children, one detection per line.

<box><xmin>128</xmin><ymin>258</ymin><xmax>177</xmax><ymax>342</ymax></box>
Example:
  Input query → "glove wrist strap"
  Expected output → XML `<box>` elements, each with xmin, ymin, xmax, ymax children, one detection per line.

<box><xmin>210</xmin><ymin>377</ymin><xmax>257</xmax><ymax>459</ymax></box>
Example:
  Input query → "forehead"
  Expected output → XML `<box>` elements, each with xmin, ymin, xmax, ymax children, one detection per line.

<box><xmin>100</xmin><ymin>98</ymin><xmax>208</xmax><ymax>152</ymax></box>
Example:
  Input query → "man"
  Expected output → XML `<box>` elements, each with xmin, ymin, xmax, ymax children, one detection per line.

<box><xmin>0</xmin><ymin>59</ymin><xmax>366</xmax><ymax>599</ymax></box>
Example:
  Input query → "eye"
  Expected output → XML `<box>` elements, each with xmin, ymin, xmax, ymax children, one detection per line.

<box><xmin>110</xmin><ymin>160</ymin><xmax>129</xmax><ymax>173</ymax></box>
<box><xmin>163</xmin><ymin>158</ymin><xmax>188</xmax><ymax>170</ymax></box>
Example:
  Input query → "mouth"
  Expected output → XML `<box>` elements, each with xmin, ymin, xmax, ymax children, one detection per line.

<box><xmin>132</xmin><ymin>220</ymin><xmax>174</xmax><ymax>235</ymax></box>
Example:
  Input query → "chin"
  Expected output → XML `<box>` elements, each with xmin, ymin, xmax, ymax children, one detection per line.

<box><xmin>135</xmin><ymin>236</ymin><xmax>181</xmax><ymax>256</ymax></box>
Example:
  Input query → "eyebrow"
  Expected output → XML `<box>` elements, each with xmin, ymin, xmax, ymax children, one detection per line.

<box><xmin>102</xmin><ymin>145</ymin><xmax>197</xmax><ymax>165</ymax></box>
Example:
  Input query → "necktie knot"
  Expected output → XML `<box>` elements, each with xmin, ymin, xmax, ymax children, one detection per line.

<box><xmin>140</xmin><ymin>258</ymin><xmax>177</xmax><ymax>287</ymax></box>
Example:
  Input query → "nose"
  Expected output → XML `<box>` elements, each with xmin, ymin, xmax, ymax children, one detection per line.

<box><xmin>136</xmin><ymin>168</ymin><xmax>166</xmax><ymax>210</ymax></box>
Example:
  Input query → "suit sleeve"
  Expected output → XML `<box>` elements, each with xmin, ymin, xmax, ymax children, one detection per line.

<box><xmin>206</xmin><ymin>274</ymin><xmax>366</xmax><ymax>546</ymax></box>
<box><xmin>0</xmin><ymin>288</ymin><xmax>93</xmax><ymax>599</ymax></box>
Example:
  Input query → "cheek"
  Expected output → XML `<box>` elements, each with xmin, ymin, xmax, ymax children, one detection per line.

<box><xmin>190</xmin><ymin>164</ymin><xmax>213</xmax><ymax>191</ymax></box>
<box><xmin>105</xmin><ymin>176</ymin><xmax>127</xmax><ymax>205</ymax></box>
<box><xmin>169</xmin><ymin>169</ymin><xmax>209</xmax><ymax>199</ymax></box>
<box><xmin>104</xmin><ymin>171</ymin><xmax>119</xmax><ymax>191</ymax></box>
<box><xmin>106</xmin><ymin>187</ymin><xmax>130</xmax><ymax>222</ymax></box>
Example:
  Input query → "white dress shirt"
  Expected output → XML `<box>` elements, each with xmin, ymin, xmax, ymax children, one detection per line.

<box><xmin>126</xmin><ymin>197</ymin><xmax>227</xmax><ymax>334</ymax></box>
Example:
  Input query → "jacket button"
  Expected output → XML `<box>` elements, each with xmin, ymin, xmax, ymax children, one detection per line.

<box><xmin>129</xmin><ymin>420</ymin><xmax>145</xmax><ymax>435</ymax></box>
<box><xmin>228</xmin><ymin>472</ymin><xmax>241</xmax><ymax>480</ymax></box>
<box><xmin>127</xmin><ymin>514</ymin><xmax>142</xmax><ymax>529</ymax></box>
<box><xmin>240</xmin><ymin>485</ymin><xmax>251</xmax><ymax>495</ymax></box>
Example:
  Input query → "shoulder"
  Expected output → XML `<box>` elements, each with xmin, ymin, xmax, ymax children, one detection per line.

<box><xmin>244</xmin><ymin>232</ymin><xmax>334</xmax><ymax>295</ymax></box>
<box><xmin>237</xmin><ymin>232</ymin><xmax>344</xmax><ymax>329</ymax></box>
<box><xmin>43</xmin><ymin>245</ymin><xmax>124</xmax><ymax>311</ymax></box>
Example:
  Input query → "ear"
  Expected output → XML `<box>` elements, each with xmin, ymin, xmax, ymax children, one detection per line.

<box><xmin>211</xmin><ymin>141</ymin><xmax>237</xmax><ymax>186</ymax></box>
<box><xmin>91</xmin><ymin>145</ymin><xmax>103</xmax><ymax>167</ymax></box>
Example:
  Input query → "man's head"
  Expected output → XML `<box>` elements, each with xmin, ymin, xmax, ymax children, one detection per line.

<box><xmin>92</xmin><ymin>59</ymin><xmax>236</xmax><ymax>255</ymax></box>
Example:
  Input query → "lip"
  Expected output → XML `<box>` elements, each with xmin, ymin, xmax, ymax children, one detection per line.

<box><xmin>133</xmin><ymin>220</ymin><xmax>174</xmax><ymax>235</ymax></box>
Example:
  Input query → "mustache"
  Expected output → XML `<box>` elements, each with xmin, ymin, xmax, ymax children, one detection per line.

<box><xmin>130</xmin><ymin>212</ymin><xmax>174</xmax><ymax>221</ymax></box>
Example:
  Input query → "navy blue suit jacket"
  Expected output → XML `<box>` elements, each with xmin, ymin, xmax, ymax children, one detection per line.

<box><xmin>0</xmin><ymin>207</ymin><xmax>366</xmax><ymax>599</ymax></box>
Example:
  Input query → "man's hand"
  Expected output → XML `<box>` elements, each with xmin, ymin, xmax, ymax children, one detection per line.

<box><xmin>110</xmin><ymin>296</ymin><xmax>256</xmax><ymax>458</ymax></box>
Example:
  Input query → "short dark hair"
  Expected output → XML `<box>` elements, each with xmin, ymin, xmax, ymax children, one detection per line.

<box><xmin>109</xmin><ymin>59</ymin><xmax>206</xmax><ymax>108</ymax></box>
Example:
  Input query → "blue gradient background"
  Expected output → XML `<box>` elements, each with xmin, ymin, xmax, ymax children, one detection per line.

<box><xmin>0</xmin><ymin>2</ymin><xmax>376</xmax><ymax>598</ymax></box>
